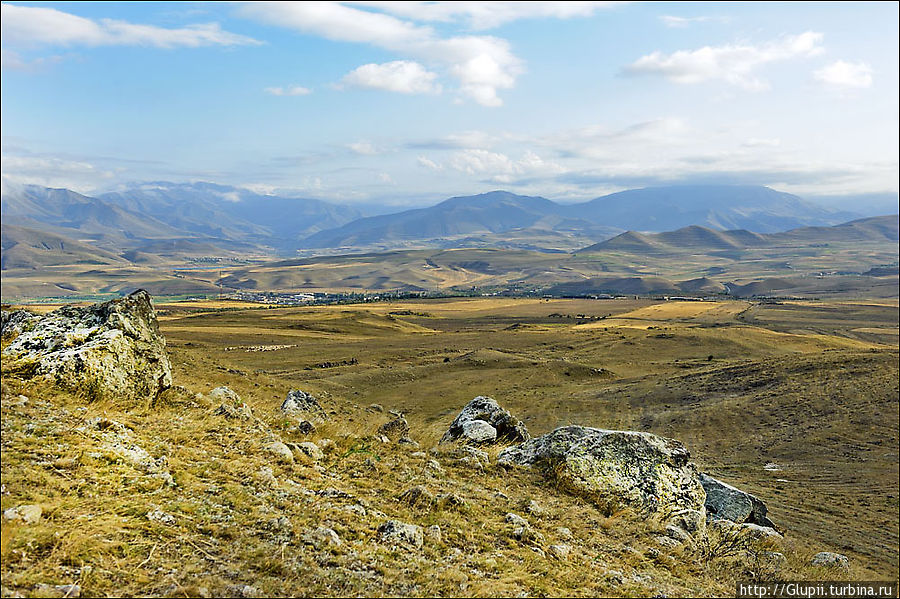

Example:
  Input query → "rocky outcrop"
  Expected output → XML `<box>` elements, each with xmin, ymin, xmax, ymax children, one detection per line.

<box><xmin>2</xmin><ymin>290</ymin><xmax>172</xmax><ymax>403</ymax></box>
<box><xmin>498</xmin><ymin>426</ymin><xmax>706</xmax><ymax>523</ymax></box>
<box><xmin>441</xmin><ymin>396</ymin><xmax>530</xmax><ymax>444</ymax></box>
<box><xmin>700</xmin><ymin>473</ymin><xmax>776</xmax><ymax>529</ymax></box>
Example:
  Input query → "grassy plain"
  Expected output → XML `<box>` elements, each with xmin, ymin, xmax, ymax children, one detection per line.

<box><xmin>2</xmin><ymin>296</ymin><xmax>898</xmax><ymax>596</ymax></box>
<box><xmin>157</xmin><ymin>297</ymin><xmax>899</xmax><ymax>572</ymax></box>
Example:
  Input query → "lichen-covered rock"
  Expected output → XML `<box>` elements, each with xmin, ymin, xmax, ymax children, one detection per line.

<box><xmin>1</xmin><ymin>309</ymin><xmax>39</xmax><ymax>340</ymax></box>
<box><xmin>377</xmin><ymin>520</ymin><xmax>423</xmax><ymax>549</ymax></box>
<box><xmin>498</xmin><ymin>426</ymin><xmax>706</xmax><ymax>522</ymax></box>
<box><xmin>280</xmin><ymin>389</ymin><xmax>325</xmax><ymax>419</ymax></box>
<box><xmin>700</xmin><ymin>473</ymin><xmax>776</xmax><ymax>528</ymax></box>
<box><xmin>441</xmin><ymin>396</ymin><xmax>529</xmax><ymax>444</ymax></box>
<box><xmin>2</xmin><ymin>290</ymin><xmax>172</xmax><ymax>403</ymax></box>
<box><xmin>811</xmin><ymin>551</ymin><xmax>849</xmax><ymax>569</ymax></box>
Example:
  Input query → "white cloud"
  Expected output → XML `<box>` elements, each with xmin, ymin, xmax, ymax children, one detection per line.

<box><xmin>625</xmin><ymin>31</ymin><xmax>824</xmax><ymax>90</ymax></box>
<box><xmin>0</xmin><ymin>3</ymin><xmax>260</xmax><ymax>49</ymax></box>
<box><xmin>448</xmin><ymin>149</ymin><xmax>565</xmax><ymax>183</ymax></box>
<box><xmin>341</xmin><ymin>60</ymin><xmax>441</xmax><ymax>94</ymax></box>
<box><xmin>1</xmin><ymin>153</ymin><xmax>117</xmax><ymax>193</ymax></box>
<box><xmin>239</xmin><ymin>2</ymin><xmax>522</xmax><ymax>106</ymax></box>
<box><xmin>264</xmin><ymin>85</ymin><xmax>312</xmax><ymax>96</ymax></box>
<box><xmin>659</xmin><ymin>15</ymin><xmax>729</xmax><ymax>28</ymax></box>
<box><xmin>417</xmin><ymin>156</ymin><xmax>443</xmax><ymax>170</ymax></box>
<box><xmin>814</xmin><ymin>60</ymin><xmax>873</xmax><ymax>89</ymax></box>
<box><xmin>348</xmin><ymin>1</ymin><xmax>621</xmax><ymax>30</ymax></box>
<box><xmin>348</xmin><ymin>140</ymin><xmax>379</xmax><ymax>155</ymax></box>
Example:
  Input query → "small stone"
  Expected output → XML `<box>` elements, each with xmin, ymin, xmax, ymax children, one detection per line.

<box><xmin>811</xmin><ymin>552</ymin><xmax>849</xmax><ymax>570</ymax></box>
<box><xmin>146</xmin><ymin>509</ymin><xmax>175</xmax><ymax>526</ymax></box>
<box><xmin>505</xmin><ymin>512</ymin><xmax>528</xmax><ymax>527</ymax></box>
<box><xmin>32</xmin><ymin>584</ymin><xmax>81</xmax><ymax>598</ymax></box>
<box><xmin>377</xmin><ymin>520</ymin><xmax>423</xmax><ymax>549</ymax></box>
<box><xmin>436</xmin><ymin>493</ymin><xmax>468</xmax><ymax>511</ymax></box>
<box><xmin>548</xmin><ymin>544</ymin><xmax>571</xmax><ymax>560</ymax></box>
<box><xmin>410</xmin><ymin>451</ymin><xmax>428</xmax><ymax>459</ymax></box>
<box><xmin>304</xmin><ymin>526</ymin><xmax>341</xmax><ymax>549</ymax></box>
<box><xmin>208</xmin><ymin>386</ymin><xmax>241</xmax><ymax>404</ymax></box>
<box><xmin>426</xmin><ymin>525</ymin><xmax>442</xmax><ymax>543</ymax></box>
<box><xmin>263</xmin><ymin>441</ymin><xmax>294</xmax><ymax>464</ymax></box>
<box><xmin>367</xmin><ymin>403</ymin><xmax>385</xmax><ymax>413</ymax></box>
<box><xmin>525</xmin><ymin>499</ymin><xmax>545</xmax><ymax>516</ymax></box>
<box><xmin>425</xmin><ymin>459</ymin><xmax>444</xmax><ymax>474</ymax></box>
<box><xmin>294</xmin><ymin>442</ymin><xmax>324</xmax><ymax>462</ymax></box>
<box><xmin>398</xmin><ymin>485</ymin><xmax>435</xmax><ymax>508</ymax></box>
<box><xmin>2</xmin><ymin>504</ymin><xmax>41</xmax><ymax>525</ymax></box>
<box><xmin>378</xmin><ymin>417</ymin><xmax>410</xmax><ymax>442</ymax></box>
<box><xmin>556</xmin><ymin>527</ymin><xmax>573</xmax><ymax>539</ymax></box>
<box><xmin>225</xmin><ymin>584</ymin><xmax>260</xmax><ymax>598</ymax></box>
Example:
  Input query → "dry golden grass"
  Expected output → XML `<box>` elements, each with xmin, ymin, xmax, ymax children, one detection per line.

<box><xmin>2</xmin><ymin>296</ymin><xmax>897</xmax><ymax>596</ymax></box>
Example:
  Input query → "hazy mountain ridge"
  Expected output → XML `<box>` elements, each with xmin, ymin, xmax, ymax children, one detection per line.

<box><xmin>581</xmin><ymin>215</ymin><xmax>899</xmax><ymax>254</ymax></box>
<box><xmin>299</xmin><ymin>185</ymin><xmax>863</xmax><ymax>251</ymax></box>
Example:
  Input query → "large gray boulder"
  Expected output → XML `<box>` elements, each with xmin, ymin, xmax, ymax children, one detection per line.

<box><xmin>498</xmin><ymin>426</ymin><xmax>706</xmax><ymax>522</ymax></box>
<box><xmin>441</xmin><ymin>396</ymin><xmax>530</xmax><ymax>445</ymax></box>
<box><xmin>2</xmin><ymin>290</ymin><xmax>172</xmax><ymax>403</ymax></box>
<box><xmin>700</xmin><ymin>473</ymin><xmax>776</xmax><ymax>528</ymax></box>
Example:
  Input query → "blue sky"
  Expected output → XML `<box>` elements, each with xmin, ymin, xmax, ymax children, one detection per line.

<box><xmin>1</xmin><ymin>1</ymin><xmax>897</xmax><ymax>207</ymax></box>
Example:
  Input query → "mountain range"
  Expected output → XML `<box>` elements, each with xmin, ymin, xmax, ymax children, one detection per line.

<box><xmin>0</xmin><ymin>181</ymin><xmax>870</xmax><ymax>261</ymax></box>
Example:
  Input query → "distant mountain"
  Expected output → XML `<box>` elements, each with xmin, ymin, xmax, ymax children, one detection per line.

<box><xmin>581</xmin><ymin>215</ymin><xmax>898</xmax><ymax>254</ymax></box>
<box><xmin>300</xmin><ymin>190</ymin><xmax>619</xmax><ymax>250</ymax></box>
<box><xmin>99</xmin><ymin>182</ymin><xmax>362</xmax><ymax>250</ymax></box>
<box><xmin>1</xmin><ymin>224</ymin><xmax>128</xmax><ymax>270</ymax></box>
<box><xmin>0</xmin><ymin>183</ymin><xmax>185</xmax><ymax>248</ymax></box>
<box><xmin>563</xmin><ymin>185</ymin><xmax>857</xmax><ymax>233</ymax></box>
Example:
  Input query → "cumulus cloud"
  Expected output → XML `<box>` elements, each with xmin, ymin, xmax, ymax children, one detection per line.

<box><xmin>1</xmin><ymin>3</ymin><xmax>260</xmax><ymax>49</ymax></box>
<box><xmin>264</xmin><ymin>85</ymin><xmax>312</xmax><ymax>96</ymax></box>
<box><xmin>814</xmin><ymin>60</ymin><xmax>873</xmax><ymax>88</ymax></box>
<box><xmin>448</xmin><ymin>149</ymin><xmax>565</xmax><ymax>183</ymax></box>
<box><xmin>341</xmin><ymin>60</ymin><xmax>441</xmax><ymax>94</ymax></box>
<box><xmin>417</xmin><ymin>156</ymin><xmax>443</xmax><ymax>171</ymax></box>
<box><xmin>239</xmin><ymin>2</ymin><xmax>522</xmax><ymax>106</ymax></box>
<box><xmin>348</xmin><ymin>1</ymin><xmax>620</xmax><ymax>30</ymax></box>
<box><xmin>624</xmin><ymin>31</ymin><xmax>824</xmax><ymax>90</ymax></box>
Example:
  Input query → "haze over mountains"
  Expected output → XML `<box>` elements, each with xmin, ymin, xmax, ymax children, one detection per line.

<box><xmin>0</xmin><ymin>181</ymin><xmax>873</xmax><ymax>260</ymax></box>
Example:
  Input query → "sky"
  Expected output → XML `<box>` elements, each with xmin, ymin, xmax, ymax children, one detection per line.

<box><xmin>1</xmin><ymin>1</ymin><xmax>898</xmax><ymax>207</ymax></box>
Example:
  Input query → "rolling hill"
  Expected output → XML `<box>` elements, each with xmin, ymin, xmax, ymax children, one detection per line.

<box><xmin>581</xmin><ymin>215</ymin><xmax>899</xmax><ymax>254</ymax></box>
<box><xmin>1</xmin><ymin>224</ymin><xmax>129</xmax><ymax>270</ymax></box>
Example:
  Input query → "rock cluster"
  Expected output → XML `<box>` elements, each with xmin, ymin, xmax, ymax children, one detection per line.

<box><xmin>2</xmin><ymin>290</ymin><xmax>172</xmax><ymax>403</ymax></box>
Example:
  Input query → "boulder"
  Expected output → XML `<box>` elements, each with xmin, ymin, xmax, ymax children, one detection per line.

<box><xmin>2</xmin><ymin>290</ymin><xmax>172</xmax><ymax>403</ymax></box>
<box><xmin>441</xmin><ymin>396</ymin><xmax>529</xmax><ymax>445</ymax></box>
<box><xmin>2</xmin><ymin>504</ymin><xmax>42</xmax><ymax>525</ymax></box>
<box><xmin>498</xmin><ymin>426</ymin><xmax>706</xmax><ymax>521</ymax></box>
<box><xmin>700</xmin><ymin>473</ymin><xmax>776</xmax><ymax>528</ymax></box>
<box><xmin>280</xmin><ymin>389</ymin><xmax>325</xmax><ymax>419</ymax></box>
